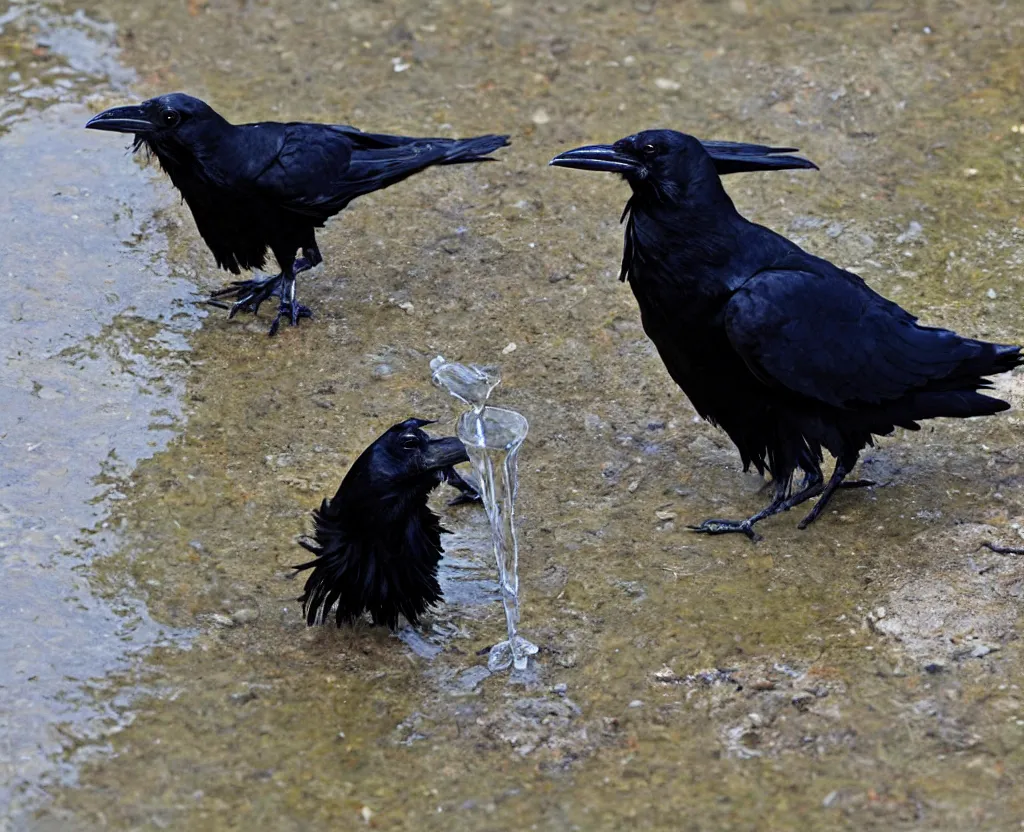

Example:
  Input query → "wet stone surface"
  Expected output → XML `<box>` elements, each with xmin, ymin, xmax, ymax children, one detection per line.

<box><xmin>1</xmin><ymin>0</ymin><xmax>1023</xmax><ymax>829</ymax></box>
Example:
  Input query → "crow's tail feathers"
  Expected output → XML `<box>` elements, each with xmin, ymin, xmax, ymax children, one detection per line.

<box><xmin>293</xmin><ymin>499</ymin><xmax>445</xmax><ymax>631</ymax></box>
<box><xmin>433</xmin><ymin>134</ymin><xmax>511</xmax><ymax>165</ymax></box>
<box><xmin>902</xmin><ymin>342</ymin><xmax>1022</xmax><ymax>423</ymax></box>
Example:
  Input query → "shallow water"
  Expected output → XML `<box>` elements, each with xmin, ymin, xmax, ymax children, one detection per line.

<box><xmin>2</xmin><ymin>0</ymin><xmax>1023</xmax><ymax>829</ymax></box>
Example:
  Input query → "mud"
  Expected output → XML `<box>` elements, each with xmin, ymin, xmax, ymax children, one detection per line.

<box><xmin>2</xmin><ymin>0</ymin><xmax>1023</xmax><ymax>829</ymax></box>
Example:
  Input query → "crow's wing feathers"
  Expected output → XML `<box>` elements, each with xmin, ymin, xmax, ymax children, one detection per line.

<box><xmin>245</xmin><ymin>124</ymin><xmax>356</xmax><ymax>217</ymax></box>
<box><xmin>724</xmin><ymin>268</ymin><xmax>979</xmax><ymax>408</ymax></box>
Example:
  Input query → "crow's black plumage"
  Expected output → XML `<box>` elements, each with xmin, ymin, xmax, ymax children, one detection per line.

<box><xmin>551</xmin><ymin>130</ymin><xmax>1022</xmax><ymax>538</ymax></box>
<box><xmin>86</xmin><ymin>93</ymin><xmax>510</xmax><ymax>335</ymax></box>
<box><xmin>295</xmin><ymin>419</ymin><xmax>477</xmax><ymax>629</ymax></box>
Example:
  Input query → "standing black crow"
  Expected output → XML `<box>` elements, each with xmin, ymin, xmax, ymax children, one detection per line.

<box><xmin>86</xmin><ymin>93</ymin><xmax>510</xmax><ymax>335</ymax></box>
<box><xmin>551</xmin><ymin>129</ymin><xmax>1021</xmax><ymax>539</ymax></box>
<box><xmin>295</xmin><ymin>419</ymin><xmax>477</xmax><ymax>629</ymax></box>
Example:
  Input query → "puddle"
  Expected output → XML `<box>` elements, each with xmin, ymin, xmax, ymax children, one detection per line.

<box><xmin>0</xmin><ymin>2</ymin><xmax>198</xmax><ymax>821</ymax></box>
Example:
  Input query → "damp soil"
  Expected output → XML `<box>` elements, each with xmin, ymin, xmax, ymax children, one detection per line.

<box><xmin>2</xmin><ymin>0</ymin><xmax>1024</xmax><ymax>829</ymax></box>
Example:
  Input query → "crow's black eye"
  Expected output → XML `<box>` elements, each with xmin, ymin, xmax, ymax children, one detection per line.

<box><xmin>642</xmin><ymin>143</ymin><xmax>658</xmax><ymax>157</ymax></box>
<box><xmin>400</xmin><ymin>433</ymin><xmax>420</xmax><ymax>451</ymax></box>
<box><xmin>161</xmin><ymin>109</ymin><xmax>180</xmax><ymax>127</ymax></box>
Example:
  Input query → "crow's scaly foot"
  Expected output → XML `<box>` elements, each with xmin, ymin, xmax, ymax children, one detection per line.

<box><xmin>267</xmin><ymin>300</ymin><xmax>313</xmax><ymax>337</ymax></box>
<box><xmin>206</xmin><ymin>273</ymin><xmax>283</xmax><ymax>318</ymax></box>
<box><xmin>687</xmin><ymin>518</ymin><xmax>762</xmax><ymax>542</ymax></box>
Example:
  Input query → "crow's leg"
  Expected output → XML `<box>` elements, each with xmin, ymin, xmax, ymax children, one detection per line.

<box><xmin>687</xmin><ymin>475</ymin><xmax>794</xmax><ymax>542</ymax></box>
<box><xmin>797</xmin><ymin>454</ymin><xmax>864</xmax><ymax>530</ymax></box>
<box><xmin>205</xmin><ymin>257</ymin><xmax>318</xmax><ymax>325</ymax></box>
<box><xmin>442</xmin><ymin>466</ymin><xmax>482</xmax><ymax>506</ymax></box>
<box><xmin>267</xmin><ymin>261</ymin><xmax>313</xmax><ymax>337</ymax></box>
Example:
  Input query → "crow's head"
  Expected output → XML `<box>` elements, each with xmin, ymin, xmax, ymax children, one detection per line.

<box><xmin>86</xmin><ymin>93</ymin><xmax>224</xmax><ymax>158</ymax></box>
<box><xmin>294</xmin><ymin>419</ymin><xmax>470</xmax><ymax>630</ymax></box>
<box><xmin>550</xmin><ymin>129</ymin><xmax>816</xmax><ymax>201</ymax></box>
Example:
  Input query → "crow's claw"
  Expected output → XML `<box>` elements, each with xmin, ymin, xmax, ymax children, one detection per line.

<box><xmin>687</xmin><ymin>518</ymin><xmax>761</xmax><ymax>542</ymax></box>
<box><xmin>267</xmin><ymin>301</ymin><xmax>313</xmax><ymax>337</ymax></box>
<box><xmin>206</xmin><ymin>275</ymin><xmax>284</xmax><ymax>319</ymax></box>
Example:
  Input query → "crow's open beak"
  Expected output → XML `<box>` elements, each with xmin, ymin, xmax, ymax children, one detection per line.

<box><xmin>422</xmin><ymin>436</ymin><xmax>470</xmax><ymax>471</ymax></box>
<box><xmin>549</xmin><ymin>144</ymin><xmax>640</xmax><ymax>174</ymax></box>
<box><xmin>85</xmin><ymin>105</ymin><xmax>156</xmax><ymax>134</ymax></box>
<box><xmin>702</xmin><ymin>140</ymin><xmax>818</xmax><ymax>175</ymax></box>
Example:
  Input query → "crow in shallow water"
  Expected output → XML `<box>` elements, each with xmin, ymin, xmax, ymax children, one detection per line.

<box><xmin>294</xmin><ymin>419</ymin><xmax>478</xmax><ymax>629</ymax></box>
<box><xmin>551</xmin><ymin>130</ymin><xmax>1022</xmax><ymax>538</ymax></box>
<box><xmin>86</xmin><ymin>93</ymin><xmax>510</xmax><ymax>335</ymax></box>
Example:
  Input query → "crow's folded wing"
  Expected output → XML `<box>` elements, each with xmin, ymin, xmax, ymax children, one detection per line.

<box><xmin>723</xmin><ymin>268</ymin><xmax>978</xmax><ymax>408</ymax></box>
<box><xmin>244</xmin><ymin>124</ymin><xmax>358</xmax><ymax>217</ymax></box>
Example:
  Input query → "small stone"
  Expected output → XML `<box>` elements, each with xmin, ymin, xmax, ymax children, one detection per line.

<box><xmin>36</xmin><ymin>386</ymin><xmax>65</xmax><ymax>401</ymax></box>
<box><xmin>552</xmin><ymin>682</ymin><xmax>568</xmax><ymax>694</ymax></box>
<box><xmin>751</xmin><ymin>679</ymin><xmax>775</xmax><ymax>691</ymax></box>
<box><xmin>360</xmin><ymin>806</ymin><xmax>373</xmax><ymax>823</ymax></box>
<box><xmin>211</xmin><ymin>614</ymin><xmax>236</xmax><ymax>628</ymax></box>
<box><xmin>895</xmin><ymin>221</ymin><xmax>923</xmax><ymax>244</ymax></box>
<box><xmin>822</xmin><ymin>790</ymin><xmax>840</xmax><ymax>808</ymax></box>
<box><xmin>628</xmin><ymin>699</ymin><xmax>644</xmax><ymax>708</ymax></box>
<box><xmin>964</xmin><ymin>168</ymin><xmax>979</xmax><ymax>178</ymax></box>
<box><xmin>372</xmin><ymin>364</ymin><xmax>393</xmax><ymax>380</ymax></box>
<box><xmin>454</xmin><ymin>666</ymin><xmax>491</xmax><ymax>691</ymax></box>
<box><xmin>627</xmin><ymin>480</ymin><xmax>640</xmax><ymax>493</ymax></box>
<box><xmin>231</xmin><ymin>608</ymin><xmax>258</xmax><ymax>625</ymax></box>
<box><xmin>655</xmin><ymin>510</ymin><xmax>676</xmax><ymax>521</ymax></box>
<box><xmin>747</xmin><ymin>712</ymin><xmax>763</xmax><ymax>727</ymax></box>
<box><xmin>986</xmin><ymin>288</ymin><xmax>997</xmax><ymax>299</ymax></box>
<box><xmin>874</xmin><ymin>607</ymin><xmax>886</xmax><ymax>620</ymax></box>
<box><xmin>971</xmin><ymin>644</ymin><xmax>999</xmax><ymax>658</ymax></box>
<box><xmin>654</xmin><ymin>78</ymin><xmax>681</xmax><ymax>91</ymax></box>
<box><xmin>791</xmin><ymin>691</ymin><xmax>815</xmax><ymax>711</ymax></box>
<box><xmin>502</xmin><ymin>342</ymin><xmax>517</xmax><ymax>354</ymax></box>
<box><xmin>623</xmin><ymin>55</ymin><xmax>637</xmax><ymax>66</ymax></box>
<box><xmin>397</xmin><ymin>301</ymin><xmax>415</xmax><ymax>315</ymax></box>
<box><xmin>531</xmin><ymin>108</ymin><xmax>550</xmax><ymax>125</ymax></box>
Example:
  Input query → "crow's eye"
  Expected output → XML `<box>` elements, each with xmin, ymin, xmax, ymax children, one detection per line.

<box><xmin>642</xmin><ymin>143</ymin><xmax>658</xmax><ymax>157</ymax></box>
<box><xmin>161</xmin><ymin>109</ymin><xmax>180</xmax><ymax>127</ymax></box>
<box><xmin>400</xmin><ymin>433</ymin><xmax>420</xmax><ymax>451</ymax></box>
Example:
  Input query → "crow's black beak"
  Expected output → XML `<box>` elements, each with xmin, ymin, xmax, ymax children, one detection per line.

<box><xmin>421</xmin><ymin>436</ymin><xmax>470</xmax><ymax>471</ymax></box>
<box><xmin>85</xmin><ymin>105</ymin><xmax>156</xmax><ymax>134</ymax></box>
<box><xmin>702</xmin><ymin>140</ymin><xmax>818</xmax><ymax>175</ymax></box>
<box><xmin>549</xmin><ymin>144</ymin><xmax>640</xmax><ymax>174</ymax></box>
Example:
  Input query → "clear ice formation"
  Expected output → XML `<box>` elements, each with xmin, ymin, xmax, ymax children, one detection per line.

<box><xmin>431</xmin><ymin>356</ymin><xmax>538</xmax><ymax>671</ymax></box>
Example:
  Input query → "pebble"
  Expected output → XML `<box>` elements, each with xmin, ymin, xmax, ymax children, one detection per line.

<box><xmin>971</xmin><ymin>644</ymin><xmax>999</xmax><ymax>659</ymax></box>
<box><xmin>231</xmin><ymin>608</ymin><xmax>259</xmax><ymax>625</ymax></box>
<box><xmin>655</xmin><ymin>510</ymin><xmax>676</xmax><ymax>521</ymax></box>
<box><xmin>372</xmin><ymin>363</ymin><xmax>393</xmax><ymax>380</ymax></box>
<box><xmin>895</xmin><ymin>221</ymin><xmax>923</xmax><ymax>244</ymax></box>
<box><xmin>552</xmin><ymin>682</ymin><xmax>568</xmax><ymax>695</ymax></box>
<box><xmin>654</xmin><ymin>78</ymin><xmax>681</xmax><ymax>91</ymax></box>
<box><xmin>987</xmin><ymin>288</ymin><xmax>997</xmax><ymax>299</ymax></box>
<box><xmin>502</xmin><ymin>342</ymin><xmax>517</xmax><ymax>354</ymax></box>
<box><xmin>455</xmin><ymin>666</ymin><xmax>491</xmax><ymax>691</ymax></box>
<box><xmin>531</xmin><ymin>108</ymin><xmax>550</xmax><ymax>125</ymax></box>
<box><xmin>211</xmin><ymin>614</ymin><xmax>236</xmax><ymax>628</ymax></box>
<box><xmin>964</xmin><ymin>168</ymin><xmax>979</xmax><ymax>178</ymax></box>
<box><xmin>628</xmin><ymin>699</ymin><xmax>644</xmax><ymax>708</ymax></box>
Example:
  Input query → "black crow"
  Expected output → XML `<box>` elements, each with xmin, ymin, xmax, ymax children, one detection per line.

<box><xmin>86</xmin><ymin>93</ymin><xmax>510</xmax><ymax>335</ymax></box>
<box><xmin>551</xmin><ymin>130</ymin><xmax>1021</xmax><ymax>539</ymax></box>
<box><xmin>295</xmin><ymin>419</ymin><xmax>477</xmax><ymax>629</ymax></box>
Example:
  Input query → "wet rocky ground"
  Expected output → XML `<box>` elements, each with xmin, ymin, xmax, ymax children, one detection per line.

<box><xmin>1</xmin><ymin>0</ymin><xmax>1023</xmax><ymax>829</ymax></box>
